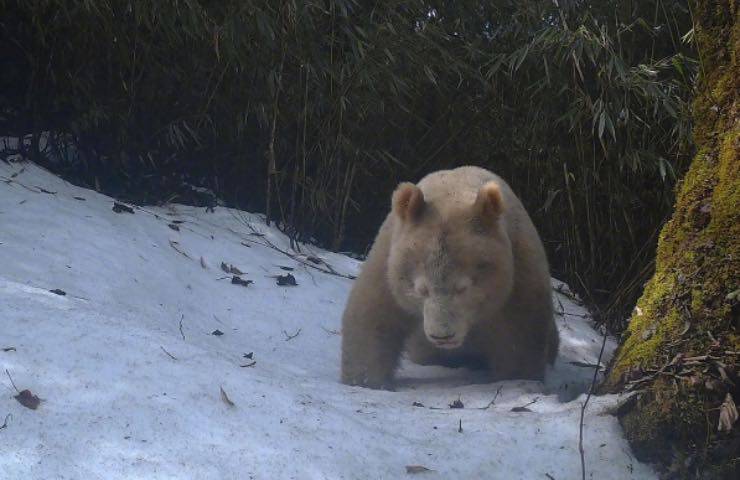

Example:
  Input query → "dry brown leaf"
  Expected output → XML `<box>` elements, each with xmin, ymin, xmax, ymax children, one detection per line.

<box><xmin>231</xmin><ymin>276</ymin><xmax>253</xmax><ymax>287</ymax></box>
<box><xmin>220</xmin><ymin>386</ymin><xmax>235</xmax><ymax>408</ymax></box>
<box><xmin>221</xmin><ymin>262</ymin><xmax>244</xmax><ymax>275</ymax></box>
<box><xmin>276</xmin><ymin>273</ymin><xmax>298</xmax><ymax>286</ymax></box>
<box><xmin>718</xmin><ymin>393</ymin><xmax>737</xmax><ymax>432</ymax></box>
<box><xmin>112</xmin><ymin>202</ymin><xmax>134</xmax><ymax>214</ymax></box>
<box><xmin>15</xmin><ymin>389</ymin><xmax>41</xmax><ymax>410</ymax></box>
<box><xmin>405</xmin><ymin>465</ymin><xmax>432</xmax><ymax>474</ymax></box>
<box><xmin>510</xmin><ymin>406</ymin><xmax>533</xmax><ymax>413</ymax></box>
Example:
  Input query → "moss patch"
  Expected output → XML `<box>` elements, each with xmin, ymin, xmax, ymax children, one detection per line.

<box><xmin>603</xmin><ymin>1</ymin><xmax>740</xmax><ymax>476</ymax></box>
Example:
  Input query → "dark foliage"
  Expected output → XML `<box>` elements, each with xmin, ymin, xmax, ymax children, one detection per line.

<box><xmin>0</xmin><ymin>0</ymin><xmax>696</xmax><ymax>330</ymax></box>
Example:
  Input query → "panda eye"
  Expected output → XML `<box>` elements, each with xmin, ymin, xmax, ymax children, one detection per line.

<box><xmin>415</xmin><ymin>283</ymin><xmax>429</xmax><ymax>297</ymax></box>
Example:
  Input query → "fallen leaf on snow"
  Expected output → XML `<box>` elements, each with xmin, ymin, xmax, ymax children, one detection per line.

<box><xmin>276</xmin><ymin>273</ymin><xmax>298</xmax><ymax>286</ymax></box>
<box><xmin>449</xmin><ymin>398</ymin><xmax>464</xmax><ymax>409</ymax></box>
<box><xmin>405</xmin><ymin>465</ymin><xmax>432</xmax><ymax>474</ymax></box>
<box><xmin>221</xmin><ymin>262</ymin><xmax>244</xmax><ymax>275</ymax></box>
<box><xmin>220</xmin><ymin>387</ymin><xmax>235</xmax><ymax>408</ymax></box>
<box><xmin>510</xmin><ymin>397</ymin><xmax>538</xmax><ymax>413</ymax></box>
<box><xmin>231</xmin><ymin>276</ymin><xmax>253</xmax><ymax>287</ymax></box>
<box><xmin>15</xmin><ymin>390</ymin><xmax>41</xmax><ymax>410</ymax></box>
<box><xmin>2</xmin><ymin>347</ymin><xmax>16</xmax><ymax>352</ymax></box>
<box><xmin>212</xmin><ymin>329</ymin><xmax>224</xmax><ymax>336</ymax></box>
<box><xmin>510</xmin><ymin>406</ymin><xmax>533</xmax><ymax>413</ymax></box>
<box><xmin>49</xmin><ymin>288</ymin><xmax>66</xmax><ymax>296</ymax></box>
<box><xmin>112</xmin><ymin>202</ymin><xmax>134</xmax><ymax>214</ymax></box>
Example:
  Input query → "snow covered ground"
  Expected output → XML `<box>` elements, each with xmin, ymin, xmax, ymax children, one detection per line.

<box><xmin>0</xmin><ymin>161</ymin><xmax>653</xmax><ymax>479</ymax></box>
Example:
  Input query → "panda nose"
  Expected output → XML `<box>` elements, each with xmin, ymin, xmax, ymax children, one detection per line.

<box><xmin>430</xmin><ymin>333</ymin><xmax>456</xmax><ymax>341</ymax></box>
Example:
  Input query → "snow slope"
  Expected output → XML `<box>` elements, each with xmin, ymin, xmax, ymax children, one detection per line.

<box><xmin>0</xmin><ymin>161</ymin><xmax>652</xmax><ymax>479</ymax></box>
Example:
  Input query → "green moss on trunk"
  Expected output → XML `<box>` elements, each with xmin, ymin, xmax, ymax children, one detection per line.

<box><xmin>604</xmin><ymin>1</ymin><xmax>739</xmax><ymax>476</ymax></box>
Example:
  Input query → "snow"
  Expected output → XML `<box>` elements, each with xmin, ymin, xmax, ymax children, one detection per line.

<box><xmin>0</xmin><ymin>161</ymin><xmax>653</xmax><ymax>479</ymax></box>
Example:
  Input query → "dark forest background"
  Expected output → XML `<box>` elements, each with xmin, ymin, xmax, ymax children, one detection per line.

<box><xmin>0</xmin><ymin>0</ymin><xmax>697</xmax><ymax>331</ymax></box>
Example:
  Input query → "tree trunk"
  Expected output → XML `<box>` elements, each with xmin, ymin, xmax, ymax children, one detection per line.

<box><xmin>604</xmin><ymin>1</ymin><xmax>739</xmax><ymax>477</ymax></box>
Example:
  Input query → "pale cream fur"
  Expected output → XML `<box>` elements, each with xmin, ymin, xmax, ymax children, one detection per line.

<box><xmin>341</xmin><ymin>166</ymin><xmax>558</xmax><ymax>389</ymax></box>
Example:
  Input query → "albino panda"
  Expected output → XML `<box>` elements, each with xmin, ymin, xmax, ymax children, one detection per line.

<box><xmin>340</xmin><ymin>166</ymin><xmax>558</xmax><ymax>389</ymax></box>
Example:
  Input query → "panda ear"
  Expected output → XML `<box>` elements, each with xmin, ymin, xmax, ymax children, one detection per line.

<box><xmin>392</xmin><ymin>182</ymin><xmax>425</xmax><ymax>222</ymax></box>
<box><xmin>473</xmin><ymin>181</ymin><xmax>504</xmax><ymax>221</ymax></box>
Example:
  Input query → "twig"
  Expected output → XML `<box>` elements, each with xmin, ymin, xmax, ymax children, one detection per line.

<box><xmin>545</xmin><ymin>474</ymin><xmax>555</xmax><ymax>480</ymax></box>
<box><xmin>427</xmin><ymin>388</ymin><xmax>503</xmax><ymax>411</ymax></box>
<box><xmin>624</xmin><ymin>352</ymin><xmax>705</xmax><ymax>390</ymax></box>
<box><xmin>320</xmin><ymin>326</ymin><xmax>340</xmax><ymax>336</ymax></box>
<box><xmin>179</xmin><ymin>314</ymin><xmax>185</xmax><ymax>341</ymax></box>
<box><xmin>0</xmin><ymin>413</ymin><xmax>10</xmax><ymax>430</ymax></box>
<box><xmin>231</xmin><ymin>222</ymin><xmax>356</xmax><ymax>280</ymax></box>
<box><xmin>160</xmin><ymin>346</ymin><xmax>177</xmax><ymax>360</ymax></box>
<box><xmin>475</xmin><ymin>385</ymin><xmax>503</xmax><ymax>410</ymax></box>
<box><xmin>0</xmin><ymin>175</ymin><xmax>48</xmax><ymax>193</ymax></box>
<box><xmin>5</xmin><ymin>369</ymin><xmax>19</xmax><ymax>393</ymax></box>
<box><xmin>579</xmin><ymin>326</ymin><xmax>609</xmax><ymax>480</ymax></box>
<box><xmin>555</xmin><ymin>294</ymin><xmax>565</xmax><ymax>316</ymax></box>
<box><xmin>240</xmin><ymin>361</ymin><xmax>257</xmax><ymax>368</ymax></box>
<box><xmin>168</xmin><ymin>240</ymin><xmax>191</xmax><ymax>259</ymax></box>
<box><xmin>569</xmin><ymin>361</ymin><xmax>605</xmax><ymax>370</ymax></box>
<box><xmin>282</xmin><ymin>328</ymin><xmax>302</xmax><ymax>341</ymax></box>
